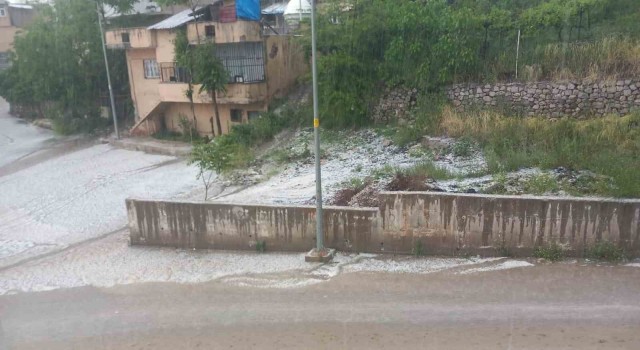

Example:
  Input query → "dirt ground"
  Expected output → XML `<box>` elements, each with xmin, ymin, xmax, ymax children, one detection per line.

<box><xmin>2</xmin><ymin>263</ymin><xmax>639</xmax><ymax>350</ymax></box>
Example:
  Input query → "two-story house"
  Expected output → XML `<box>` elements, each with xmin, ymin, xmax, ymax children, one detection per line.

<box><xmin>106</xmin><ymin>0</ymin><xmax>307</xmax><ymax>137</ymax></box>
<box><xmin>0</xmin><ymin>1</ymin><xmax>35</xmax><ymax>70</ymax></box>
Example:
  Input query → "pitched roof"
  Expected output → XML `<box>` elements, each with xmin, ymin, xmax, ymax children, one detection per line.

<box><xmin>262</xmin><ymin>3</ymin><xmax>287</xmax><ymax>15</ymax></box>
<box><xmin>147</xmin><ymin>7</ymin><xmax>202</xmax><ymax>30</ymax></box>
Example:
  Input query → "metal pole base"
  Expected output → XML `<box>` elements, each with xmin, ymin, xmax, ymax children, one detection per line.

<box><xmin>305</xmin><ymin>248</ymin><xmax>335</xmax><ymax>263</ymax></box>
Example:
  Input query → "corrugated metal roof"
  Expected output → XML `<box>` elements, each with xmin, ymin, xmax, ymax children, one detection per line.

<box><xmin>147</xmin><ymin>7</ymin><xmax>201</xmax><ymax>30</ymax></box>
<box><xmin>9</xmin><ymin>3</ymin><xmax>33</xmax><ymax>10</ymax></box>
<box><xmin>262</xmin><ymin>3</ymin><xmax>286</xmax><ymax>15</ymax></box>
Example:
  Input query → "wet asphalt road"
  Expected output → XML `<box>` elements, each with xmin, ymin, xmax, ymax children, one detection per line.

<box><xmin>2</xmin><ymin>263</ymin><xmax>640</xmax><ymax>349</ymax></box>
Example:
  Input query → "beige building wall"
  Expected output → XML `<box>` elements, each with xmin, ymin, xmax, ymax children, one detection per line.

<box><xmin>0</xmin><ymin>4</ymin><xmax>11</xmax><ymax>28</ymax></box>
<box><xmin>126</xmin><ymin>48</ymin><xmax>162</xmax><ymax>121</ymax></box>
<box><xmin>0</xmin><ymin>26</ymin><xmax>20</xmax><ymax>52</ymax></box>
<box><xmin>188</xmin><ymin>20</ymin><xmax>261</xmax><ymax>44</ymax></box>
<box><xmin>163</xmin><ymin>101</ymin><xmax>267</xmax><ymax>136</ymax></box>
<box><xmin>155</xmin><ymin>29</ymin><xmax>176</xmax><ymax>63</ymax></box>
<box><xmin>265</xmin><ymin>35</ymin><xmax>308</xmax><ymax>100</ymax></box>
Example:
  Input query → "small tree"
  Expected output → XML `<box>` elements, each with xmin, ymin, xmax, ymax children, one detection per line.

<box><xmin>192</xmin><ymin>43</ymin><xmax>228</xmax><ymax>136</ymax></box>
<box><xmin>174</xmin><ymin>28</ymin><xmax>198</xmax><ymax>133</ymax></box>
<box><xmin>189</xmin><ymin>137</ymin><xmax>239</xmax><ymax>200</ymax></box>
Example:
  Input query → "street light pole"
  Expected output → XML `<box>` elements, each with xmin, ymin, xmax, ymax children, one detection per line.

<box><xmin>311</xmin><ymin>0</ymin><xmax>324</xmax><ymax>253</ymax></box>
<box><xmin>96</xmin><ymin>1</ymin><xmax>120</xmax><ymax>139</ymax></box>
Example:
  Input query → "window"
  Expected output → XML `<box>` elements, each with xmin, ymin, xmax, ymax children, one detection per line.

<box><xmin>121</xmin><ymin>33</ymin><xmax>130</xmax><ymax>44</ymax></box>
<box><xmin>215</xmin><ymin>42</ymin><xmax>265</xmax><ymax>83</ymax></box>
<box><xmin>143</xmin><ymin>59</ymin><xmax>160</xmax><ymax>79</ymax></box>
<box><xmin>205</xmin><ymin>25</ymin><xmax>215</xmax><ymax>38</ymax></box>
<box><xmin>0</xmin><ymin>6</ymin><xmax>6</xmax><ymax>17</ymax></box>
<box><xmin>230</xmin><ymin>109</ymin><xmax>243</xmax><ymax>123</ymax></box>
<box><xmin>160</xmin><ymin>62</ymin><xmax>190</xmax><ymax>83</ymax></box>
<box><xmin>248</xmin><ymin>111</ymin><xmax>261</xmax><ymax>122</ymax></box>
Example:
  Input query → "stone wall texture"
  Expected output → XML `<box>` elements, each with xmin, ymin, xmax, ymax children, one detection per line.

<box><xmin>127</xmin><ymin>193</ymin><xmax>640</xmax><ymax>257</ymax></box>
<box><xmin>448</xmin><ymin>79</ymin><xmax>640</xmax><ymax>117</ymax></box>
<box><xmin>372</xmin><ymin>87</ymin><xmax>418</xmax><ymax>124</ymax></box>
<box><xmin>373</xmin><ymin>79</ymin><xmax>640</xmax><ymax>121</ymax></box>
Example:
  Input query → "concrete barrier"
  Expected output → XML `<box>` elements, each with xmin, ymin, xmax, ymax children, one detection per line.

<box><xmin>126</xmin><ymin>193</ymin><xmax>640</xmax><ymax>257</ymax></box>
<box><xmin>379</xmin><ymin>192</ymin><xmax>640</xmax><ymax>257</ymax></box>
<box><xmin>126</xmin><ymin>199</ymin><xmax>381</xmax><ymax>252</ymax></box>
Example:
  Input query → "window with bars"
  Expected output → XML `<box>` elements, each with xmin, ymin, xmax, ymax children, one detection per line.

<box><xmin>160</xmin><ymin>62</ymin><xmax>190</xmax><ymax>83</ymax></box>
<box><xmin>143</xmin><ymin>59</ymin><xmax>160</xmax><ymax>79</ymax></box>
<box><xmin>215</xmin><ymin>42</ymin><xmax>265</xmax><ymax>84</ymax></box>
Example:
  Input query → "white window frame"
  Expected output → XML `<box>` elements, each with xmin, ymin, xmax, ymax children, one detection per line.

<box><xmin>0</xmin><ymin>6</ymin><xmax>7</xmax><ymax>17</ymax></box>
<box><xmin>143</xmin><ymin>59</ymin><xmax>160</xmax><ymax>79</ymax></box>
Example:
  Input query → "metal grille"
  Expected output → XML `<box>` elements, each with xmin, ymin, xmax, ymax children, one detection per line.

<box><xmin>215</xmin><ymin>42</ymin><xmax>265</xmax><ymax>83</ymax></box>
<box><xmin>160</xmin><ymin>62</ymin><xmax>190</xmax><ymax>83</ymax></box>
<box><xmin>0</xmin><ymin>52</ymin><xmax>10</xmax><ymax>70</ymax></box>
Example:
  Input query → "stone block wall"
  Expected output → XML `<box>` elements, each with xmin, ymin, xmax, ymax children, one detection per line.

<box><xmin>372</xmin><ymin>87</ymin><xmax>418</xmax><ymax>124</ymax></box>
<box><xmin>447</xmin><ymin>79</ymin><xmax>640</xmax><ymax>118</ymax></box>
<box><xmin>372</xmin><ymin>79</ymin><xmax>640</xmax><ymax>122</ymax></box>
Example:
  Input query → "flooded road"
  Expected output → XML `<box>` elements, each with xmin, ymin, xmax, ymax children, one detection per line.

<box><xmin>0</xmin><ymin>98</ymin><xmax>201</xmax><ymax>269</ymax></box>
<box><xmin>2</xmin><ymin>262</ymin><xmax>639</xmax><ymax>349</ymax></box>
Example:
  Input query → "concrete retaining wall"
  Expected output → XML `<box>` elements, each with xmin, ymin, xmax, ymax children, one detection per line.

<box><xmin>379</xmin><ymin>192</ymin><xmax>640</xmax><ymax>257</ymax></box>
<box><xmin>126</xmin><ymin>199</ymin><xmax>381</xmax><ymax>252</ymax></box>
<box><xmin>126</xmin><ymin>193</ymin><xmax>640</xmax><ymax>257</ymax></box>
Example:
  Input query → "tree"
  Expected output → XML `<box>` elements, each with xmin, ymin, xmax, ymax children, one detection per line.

<box><xmin>174</xmin><ymin>28</ymin><xmax>199</xmax><ymax>133</ymax></box>
<box><xmin>0</xmin><ymin>0</ymin><xmax>134</xmax><ymax>132</ymax></box>
<box><xmin>191</xmin><ymin>43</ymin><xmax>228</xmax><ymax>137</ymax></box>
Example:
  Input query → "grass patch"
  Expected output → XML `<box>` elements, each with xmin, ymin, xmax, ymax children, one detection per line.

<box><xmin>406</xmin><ymin>161</ymin><xmax>454</xmax><ymax>181</ymax></box>
<box><xmin>437</xmin><ymin>106</ymin><xmax>640</xmax><ymax>197</ymax></box>
<box><xmin>586</xmin><ymin>241</ymin><xmax>627</xmax><ymax>262</ymax></box>
<box><xmin>523</xmin><ymin>173</ymin><xmax>560</xmax><ymax>195</ymax></box>
<box><xmin>451</xmin><ymin>136</ymin><xmax>476</xmax><ymax>158</ymax></box>
<box><xmin>371</xmin><ymin>165</ymin><xmax>396</xmax><ymax>180</ymax></box>
<box><xmin>533</xmin><ymin>242</ymin><xmax>566</xmax><ymax>262</ymax></box>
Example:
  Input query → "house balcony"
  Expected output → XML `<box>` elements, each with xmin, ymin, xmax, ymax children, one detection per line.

<box><xmin>158</xmin><ymin>81</ymin><xmax>267</xmax><ymax>105</ymax></box>
<box><xmin>105</xmin><ymin>27</ymin><xmax>156</xmax><ymax>49</ymax></box>
<box><xmin>187</xmin><ymin>20</ymin><xmax>262</xmax><ymax>45</ymax></box>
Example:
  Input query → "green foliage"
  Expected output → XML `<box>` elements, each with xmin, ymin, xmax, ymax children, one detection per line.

<box><xmin>452</xmin><ymin>137</ymin><xmax>476</xmax><ymax>158</ymax></box>
<box><xmin>371</xmin><ymin>165</ymin><xmax>396</xmax><ymax>180</ymax></box>
<box><xmin>255</xmin><ymin>240</ymin><xmax>266</xmax><ymax>253</ymax></box>
<box><xmin>523</xmin><ymin>173</ymin><xmax>560</xmax><ymax>195</ymax></box>
<box><xmin>405</xmin><ymin>161</ymin><xmax>454</xmax><ymax>181</ymax></box>
<box><xmin>191</xmin><ymin>43</ymin><xmax>228</xmax><ymax>97</ymax></box>
<box><xmin>413</xmin><ymin>240</ymin><xmax>425</xmax><ymax>257</ymax></box>
<box><xmin>533</xmin><ymin>242</ymin><xmax>566</xmax><ymax>262</ymax></box>
<box><xmin>440</xmin><ymin>107</ymin><xmax>640</xmax><ymax>197</ymax></box>
<box><xmin>293</xmin><ymin>0</ymin><xmax>640</xmax><ymax>128</ymax></box>
<box><xmin>586</xmin><ymin>241</ymin><xmax>627</xmax><ymax>262</ymax></box>
<box><xmin>190</xmin><ymin>137</ymin><xmax>249</xmax><ymax>176</ymax></box>
<box><xmin>0</xmin><ymin>0</ymin><xmax>131</xmax><ymax>133</ymax></box>
<box><xmin>190</xmin><ymin>111</ymin><xmax>294</xmax><ymax>174</ymax></box>
<box><xmin>231</xmin><ymin>112</ymin><xmax>285</xmax><ymax>147</ymax></box>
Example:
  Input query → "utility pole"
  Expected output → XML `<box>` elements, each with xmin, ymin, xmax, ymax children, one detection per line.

<box><xmin>305</xmin><ymin>0</ymin><xmax>332</xmax><ymax>262</ymax></box>
<box><xmin>96</xmin><ymin>1</ymin><xmax>120</xmax><ymax>139</ymax></box>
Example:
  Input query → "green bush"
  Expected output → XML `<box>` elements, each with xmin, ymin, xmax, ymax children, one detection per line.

<box><xmin>533</xmin><ymin>242</ymin><xmax>565</xmax><ymax>262</ymax></box>
<box><xmin>586</xmin><ymin>241</ymin><xmax>627</xmax><ymax>262</ymax></box>
<box><xmin>523</xmin><ymin>174</ymin><xmax>559</xmax><ymax>195</ymax></box>
<box><xmin>452</xmin><ymin>137</ymin><xmax>475</xmax><ymax>158</ymax></box>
